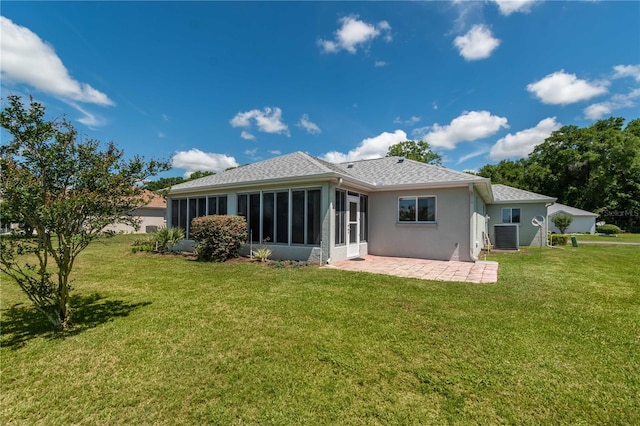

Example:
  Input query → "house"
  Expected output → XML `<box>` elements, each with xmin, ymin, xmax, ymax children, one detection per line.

<box><xmin>548</xmin><ymin>203</ymin><xmax>598</xmax><ymax>234</ymax></box>
<box><xmin>105</xmin><ymin>190</ymin><xmax>167</xmax><ymax>234</ymax></box>
<box><xmin>166</xmin><ymin>152</ymin><xmax>555</xmax><ymax>262</ymax></box>
<box><xmin>488</xmin><ymin>184</ymin><xmax>556</xmax><ymax>249</ymax></box>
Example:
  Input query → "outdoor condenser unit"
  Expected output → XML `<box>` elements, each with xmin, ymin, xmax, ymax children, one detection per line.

<box><xmin>494</xmin><ymin>224</ymin><xmax>519</xmax><ymax>250</ymax></box>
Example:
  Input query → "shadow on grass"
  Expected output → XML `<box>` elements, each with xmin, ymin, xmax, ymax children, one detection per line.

<box><xmin>1</xmin><ymin>293</ymin><xmax>151</xmax><ymax>349</ymax></box>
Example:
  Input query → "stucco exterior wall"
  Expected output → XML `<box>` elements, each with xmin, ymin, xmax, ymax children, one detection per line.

<box><xmin>104</xmin><ymin>207</ymin><xmax>166</xmax><ymax>234</ymax></box>
<box><xmin>367</xmin><ymin>186</ymin><xmax>474</xmax><ymax>262</ymax></box>
<box><xmin>487</xmin><ymin>203</ymin><xmax>548</xmax><ymax>247</ymax></box>
<box><xmin>548</xmin><ymin>213</ymin><xmax>596</xmax><ymax>234</ymax></box>
<box><xmin>472</xmin><ymin>189</ymin><xmax>488</xmax><ymax>258</ymax></box>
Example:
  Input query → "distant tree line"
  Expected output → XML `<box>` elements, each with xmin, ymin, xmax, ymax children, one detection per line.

<box><xmin>143</xmin><ymin>170</ymin><xmax>215</xmax><ymax>192</ymax></box>
<box><xmin>477</xmin><ymin>117</ymin><xmax>640</xmax><ymax>231</ymax></box>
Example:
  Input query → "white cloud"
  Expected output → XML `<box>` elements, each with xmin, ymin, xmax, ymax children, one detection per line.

<box><xmin>416</xmin><ymin>110</ymin><xmax>509</xmax><ymax>149</ymax></box>
<box><xmin>318</xmin><ymin>15</ymin><xmax>392</xmax><ymax>54</ymax></box>
<box><xmin>489</xmin><ymin>117</ymin><xmax>561</xmax><ymax>160</ymax></box>
<box><xmin>374</xmin><ymin>60</ymin><xmax>388</xmax><ymax>67</ymax></box>
<box><xmin>171</xmin><ymin>149</ymin><xmax>239</xmax><ymax>177</ymax></box>
<box><xmin>457</xmin><ymin>146</ymin><xmax>490</xmax><ymax>165</ymax></box>
<box><xmin>157</xmin><ymin>131</ymin><xmax>166</xmax><ymax>139</ymax></box>
<box><xmin>230</xmin><ymin>107</ymin><xmax>290</xmax><ymax>136</ymax></box>
<box><xmin>268</xmin><ymin>150</ymin><xmax>281</xmax><ymax>155</ymax></box>
<box><xmin>162</xmin><ymin>113</ymin><xmax>169</xmax><ymax>121</ymax></box>
<box><xmin>393</xmin><ymin>116</ymin><xmax>421</xmax><ymax>126</ymax></box>
<box><xmin>0</xmin><ymin>16</ymin><xmax>114</xmax><ymax>106</ymax></box>
<box><xmin>454</xmin><ymin>25</ymin><xmax>501</xmax><ymax>61</ymax></box>
<box><xmin>493</xmin><ymin>0</ymin><xmax>538</xmax><ymax>16</ymax></box>
<box><xmin>584</xmin><ymin>88</ymin><xmax>640</xmax><ymax>120</ymax></box>
<box><xmin>613</xmin><ymin>64</ymin><xmax>640</xmax><ymax>82</ymax></box>
<box><xmin>244</xmin><ymin>148</ymin><xmax>258</xmax><ymax>156</ymax></box>
<box><xmin>527</xmin><ymin>70</ymin><xmax>609</xmax><ymax>105</ymax></box>
<box><xmin>240</xmin><ymin>130</ymin><xmax>256</xmax><ymax>140</ymax></box>
<box><xmin>297</xmin><ymin>114</ymin><xmax>321</xmax><ymax>135</ymax></box>
<box><xmin>321</xmin><ymin>129</ymin><xmax>408</xmax><ymax>163</ymax></box>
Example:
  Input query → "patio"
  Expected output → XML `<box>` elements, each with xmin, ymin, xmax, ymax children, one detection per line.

<box><xmin>326</xmin><ymin>255</ymin><xmax>499</xmax><ymax>283</ymax></box>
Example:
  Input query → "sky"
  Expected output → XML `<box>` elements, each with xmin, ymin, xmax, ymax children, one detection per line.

<box><xmin>1</xmin><ymin>1</ymin><xmax>639</xmax><ymax>178</ymax></box>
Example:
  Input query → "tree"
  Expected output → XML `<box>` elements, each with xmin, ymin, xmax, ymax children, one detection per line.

<box><xmin>0</xmin><ymin>95</ymin><xmax>169</xmax><ymax>330</ymax></box>
<box><xmin>386</xmin><ymin>140</ymin><xmax>442</xmax><ymax>165</ymax></box>
<box><xmin>143</xmin><ymin>176</ymin><xmax>185</xmax><ymax>192</ymax></box>
<box><xmin>551</xmin><ymin>214</ymin><xmax>573</xmax><ymax>234</ymax></box>
<box><xmin>188</xmin><ymin>170</ymin><xmax>215</xmax><ymax>180</ymax></box>
<box><xmin>527</xmin><ymin>117</ymin><xmax>640</xmax><ymax>230</ymax></box>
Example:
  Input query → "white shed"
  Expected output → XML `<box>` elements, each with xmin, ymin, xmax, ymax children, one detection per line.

<box><xmin>548</xmin><ymin>203</ymin><xmax>598</xmax><ymax>234</ymax></box>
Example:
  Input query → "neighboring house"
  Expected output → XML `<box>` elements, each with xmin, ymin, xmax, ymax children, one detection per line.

<box><xmin>166</xmin><ymin>152</ymin><xmax>555</xmax><ymax>263</ymax></box>
<box><xmin>548</xmin><ymin>203</ymin><xmax>598</xmax><ymax>234</ymax></box>
<box><xmin>105</xmin><ymin>190</ymin><xmax>167</xmax><ymax>234</ymax></box>
<box><xmin>487</xmin><ymin>185</ymin><xmax>556</xmax><ymax>249</ymax></box>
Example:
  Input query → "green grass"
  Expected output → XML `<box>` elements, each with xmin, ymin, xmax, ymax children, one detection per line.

<box><xmin>575</xmin><ymin>233</ymin><xmax>640</xmax><ymax>243</ymax></box>
<box><xmin>2</xmin><ymin>235</ymin><xmax>639</xmax><ymax>424</ymax></box>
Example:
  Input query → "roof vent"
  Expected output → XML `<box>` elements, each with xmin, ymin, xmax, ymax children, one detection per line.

<box><xmin>397</xmin><ymin>157</ymin><xmax>405</xmax><ymax>163</ymax></box>
<box><xmin>347</xmin><ymin>163</ymin><xmax>354</xmax><ymax>168</ymax></box>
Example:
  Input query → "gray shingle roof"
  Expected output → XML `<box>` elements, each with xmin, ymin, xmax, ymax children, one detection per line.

<box><xmin>334</xmin><ymin>156</ymin><xmax>485</xmax><ymax>187</ymax></box>
<box><xmin>548</xmin><ymin>203</ymin><xmax>598</xmax><ymax>217</ymax></box>
<box><xmin>169</xmin><ymin>152</ymin><xmax>337</xmax><ymax>192</ymax></box>
<box><xmin>491</xmin><ymin>184</ymin><xmax>555</xmax><ymax>203</ymax></box>
<box><xmin>168</xmin><ymin>152</ymin><xmax>487</xmax><ymax>194</ymax></box>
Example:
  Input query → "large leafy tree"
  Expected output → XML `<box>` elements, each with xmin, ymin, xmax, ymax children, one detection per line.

<box><xmin>528</xmin><ymin>118</ymin><xmax>640</xmax><ymax>229</ymax></box>
<box><xmin>478</xmin><ymin>117</ymin><xmax>640</xmax><ymax>230</ymax></box>
<box><xmin>386</xmin><ymin>140</ymin><xmax>442</xmax><ymax>165</ymax></box>
<box><xmin>0</xmin><ymin>95</ymin><xmax>169</xmax><ymax>330</ymax></box>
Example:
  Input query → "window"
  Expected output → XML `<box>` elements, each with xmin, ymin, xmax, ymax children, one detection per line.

<box><xmin>170</xmin><ymin>195</ymin><xmax>227</xmax><ymax>238</ymax></box>
<box><xmin>398</xmin><ymin>196</ymin><xmax>436</xmax><ymax>223</ymax></box>
<box><xmin>335</xmin><ymin>190</ymin><xmax>346</xmax><ymax>245</ymax></box>
<box><xmin>207</xmin><ymin>195</ymin><xmax>228</xmax><ymax>215</ymax></box>
<box><xmin>276</xmin><ymin>192</ymin><xmax>289</xmax><ymax>244</ymax></box>
<box><xmin>237</xmin><ymin>189</ymin><xmax>321</xmax><ymax>246</ymax></box>
<box><xmin>502</xmin><ymin>208</ymin><xmax>521</xmax><ymax>224</ymax></box>
<box><xmin>360</xmin><ymin>194</ymin><xmax>368</xmax><ymax>242</ymax></box>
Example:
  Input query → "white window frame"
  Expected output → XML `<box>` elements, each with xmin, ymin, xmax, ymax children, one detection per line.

<box><xmin>501</xmin><ymin>207</ymin><xmax>521</xmax><ymax>224</ymax></box>
<box><xmin>397</xmin><ymin>195</ymin><xmax>437</xmax><ymax>223</ymax></box>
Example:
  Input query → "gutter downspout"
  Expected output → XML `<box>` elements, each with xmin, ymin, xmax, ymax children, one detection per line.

<box><xmin>545</xmin><ymin>201</ymin><xmax>555</xmax><ymax>247</ymax></box>
<box><xmin>469</xmin><ymin>183</ymin><xmax>478</xmax><ymax>262</ymax></box>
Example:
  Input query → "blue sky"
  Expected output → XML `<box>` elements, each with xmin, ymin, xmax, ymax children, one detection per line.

<box><xmin>2</xmin><ymin>1</ymin><xmax>639</xmax><ymax>178</ymax></box>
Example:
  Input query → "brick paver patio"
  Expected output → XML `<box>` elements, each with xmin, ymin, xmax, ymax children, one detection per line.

<box><xmin>325</xmin><ymin>255</ymin><xmax>499</xmax><ymax>283</ymax></box>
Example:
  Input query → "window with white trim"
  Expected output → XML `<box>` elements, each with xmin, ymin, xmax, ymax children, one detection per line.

<box><xmin>502</xmin><ymin>207</ymin><xmax>521</xmax><ymax>223</ymax></box>
<box><xmin>398</xmin><ymin>196</ymin><xmax>436</xmax><ymax>223</ymax></box>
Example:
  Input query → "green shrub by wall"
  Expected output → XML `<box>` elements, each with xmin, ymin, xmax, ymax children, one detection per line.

<box><xmin>190</xmin><ymin>215</ymin><xmax>248</xmax><ymax>262</ymax></box>
<box><xmin>596</xmin><ymin>224</ymin><xmax>621</xmax><ymax>235</ymax></box>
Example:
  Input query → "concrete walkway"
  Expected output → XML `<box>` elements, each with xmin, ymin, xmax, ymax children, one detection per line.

<box><xmin>325</xmin><ymin>255</ymin><xmax>499</xmax><ymax>283</ymax></box>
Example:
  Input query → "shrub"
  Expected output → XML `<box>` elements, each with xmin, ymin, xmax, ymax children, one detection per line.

<box><xmin>153</xmin><ymin>226</ymin><xmax>185</xmax><ymax>252</ymax></box>
<box><xmin>596</xmin><ymin>224</ymin><xmax>621</xmax><ymax>235</ymax></box>
<box><xmin>252</xmin><ymin>247</ymin><xmax>272</xmax><ymax>262</ymax></box>
<box><xmin>551</xmin><ymin>214</ymin><xmax>573</xmax><ymax>234</ymax></box>
<box><xmin>549</xmin><ymin>234</ymin><xmax>568</xmax><ymax>246</ymax></box>
<box><xmin>190</xmin><ymin>215</ymin><xmax>247</xmax><ymax>262</ymax></box>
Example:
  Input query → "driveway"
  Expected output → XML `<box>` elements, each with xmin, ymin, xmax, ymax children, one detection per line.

<box><xmin>325</xmin><ymin>255</ymin><xmax>499</xmax><ymax>283</ymax></box>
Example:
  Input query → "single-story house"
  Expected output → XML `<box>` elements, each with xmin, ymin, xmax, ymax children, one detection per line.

<box><xmin>105</xmin><ymin>190</ymin><xmax>167</xmax><ymax>234</ymax></box>
<box><xmin>548</xmin><ymin>203</ymin><xmax>598</xmax><ymax>234</ymax></box>
<box><xmin>166</xmin><ymin>152</ymin><xmax>555</xmax><ymax>263</ymax></box>
<box><xmin>487</xmin><ymin>184</ymin><xmax>556</xmax><ymax>249</ymax></box>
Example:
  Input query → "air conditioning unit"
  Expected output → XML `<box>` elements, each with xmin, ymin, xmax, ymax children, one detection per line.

<box><xmin>494</xmin><ymin>224</ymin><xmax>519</xmax><ymax>250</ymax></box>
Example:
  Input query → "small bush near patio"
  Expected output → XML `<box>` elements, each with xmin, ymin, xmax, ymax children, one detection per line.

<box><xmin>190</xmin><ymin>215</ymin><xmax>247</xmax><ymax>262</ymax></box>
<box><xmin>596</xmin><ymin>224</ymin><xmax>622</xmax><ymax>235</ymax></box>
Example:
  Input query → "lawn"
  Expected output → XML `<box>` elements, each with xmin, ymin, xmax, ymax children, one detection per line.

<box><xmin>575</xmin><ymin>233</ymin><xmax>640</xmax><ymax>243</ymax></box>
<box><xmin>1</xmin><ymin>235</ymin><xmax>638</xmax><ymax>424</ymax></box>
